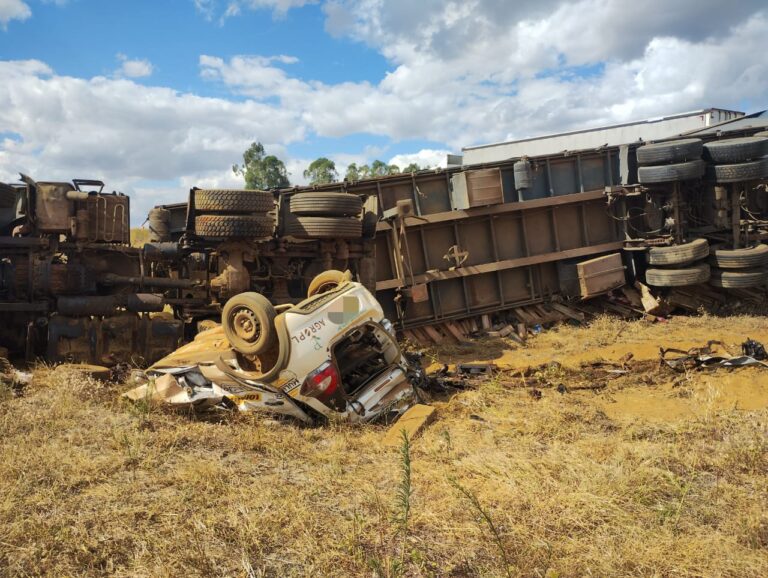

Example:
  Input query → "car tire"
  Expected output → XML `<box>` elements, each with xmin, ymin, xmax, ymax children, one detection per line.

<box><xmin>709</xmin><ymin>267</ymin><xmax>767</xmax><ymax>289</ymax></box>
<box><xmin>636</xmin><ymin>138</ymin><xmax>703</xmax><ymax>165</ymax></box>
<box><xmin>222</xmin><ymin>292</ymin><xmax>277</xmax><ymax>355</ymax></box>
<box><xmin>647</xmin><ymin>238</ymin><xmax>709</xmax><ymax>266</ymax></box>
<box><xmin>638</xmin><ymin>159</ymin><xmax>706</xmax><ymax>184</ymax></box>
<box><xmin>284</xmin><ymin>216</ymin><xmax>362</xmax><ymax>239</ymax></box>
<box><xmin>706</xmin><ymin>159</ymin><xmax>768</xmax><ymax>183</ymax></box>
<box><xmin>709</xmin><ymin>244</ymin><xmax>768</xmax><ymax>269</ymax></box>
<box><xmin>307</xmin><ymin>269</ymin><xmax>352</xmax><ymax>297</ymax></box>
<box><xmin>194</xmin><ymin>189</ymin><xmax>275</xmax><ymax>213</ymax></box>
<box><xmin>289</xmin><ymin>192</ymin><xmax>363</xmax><ymax>217</ymax></box>
<box><xmin>195</xmin><ymin>214</ymin><xmax>275</xmax><ymax>238</ymax></box>
<box><xmin>645</xmin><ymin>263</ymin><xmax>710</xmax><ymax>287</ymax></box>
<box><xmin>703</xmin><ymin>137</ymin><xmax>768</xmax><ymax>164</ymax></box>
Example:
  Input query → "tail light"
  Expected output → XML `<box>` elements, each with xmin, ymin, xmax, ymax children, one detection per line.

<box><xmin>300</xmin><ymin>361</ymin><xmax>339</xmax><ymax>399</ymax></box>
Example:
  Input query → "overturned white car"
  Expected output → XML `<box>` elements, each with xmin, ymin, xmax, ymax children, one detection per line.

<box><xmin>126</xmin><ymin>271</ymin><xmax>418</xmax><ymax>423</ymax></box>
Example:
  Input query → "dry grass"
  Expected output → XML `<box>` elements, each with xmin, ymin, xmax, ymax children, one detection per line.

<box><xmin>1</xmin><ymin>316</ymin><xmax>767</xmax><ymax>577</ymax></box>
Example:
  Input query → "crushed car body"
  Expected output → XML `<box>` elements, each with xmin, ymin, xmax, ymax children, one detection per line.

<box><xmin>125</xmin><ymin>273</ymin><xmax>417</xmax><ymax>423</ymax></box>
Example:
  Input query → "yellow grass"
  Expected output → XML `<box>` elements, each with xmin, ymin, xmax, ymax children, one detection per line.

<box><xmin>1</xmin><ymin>315</ymin><xmax>767</xmax><ymax>576</ymax></box>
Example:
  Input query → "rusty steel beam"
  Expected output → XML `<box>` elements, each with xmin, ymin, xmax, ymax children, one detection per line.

<box><xmin>376</xmin><ymin>241</ymin><xmax>623</xmax><ymax>291</ymax></box>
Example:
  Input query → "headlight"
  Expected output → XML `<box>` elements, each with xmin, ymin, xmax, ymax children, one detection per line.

<box><xmin>381</xmin><ymin>318</ymin><xmax>394</xmax><ymax>334</ymax></box>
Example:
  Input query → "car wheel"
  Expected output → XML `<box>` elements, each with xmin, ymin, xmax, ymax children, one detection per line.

<box><xmin>645</xmin><ymin>263</ymin><xmax>710</xmax><ymax>287</ymax></box>
<box><xmin>195</xmin><ymin>214</ymin><xmax>275</xmax><ymax>238</ymax></box>
<box><xmin>289</xmin><ymin>192</ymin><xmax>363</xmax><ymax>217</ymax></box>
<box><xmin>284</xmin><ymin>215</ymin><xmax>362</xmax><ymax>239</ymax></box>
<box><xmin>194</xmin><ymin>189</ymin><xmax>275</xmax><ymax>213</ymax></box>
<box><xmin>307</xmin><ymin>269</ymin><xmax>352</xmax><ymax>297</ymax></box>
<box><xmin>703</xmin><ymin>136</ymin><xmax>768</xmax><ymax>164</ymax></box>
<box><xmin>222</xmin><ymin>292</ymin><xmax>277</xmax><ymax>355</ymax></box>
<box><xmin>709</xmin><ymin>244</ymin><xmax>768</xmax><ymax>269</ymax></box>
<box><xmin>636</xmin><ymin>138</ymin><xmax>703</xmax><ymax>165</ymax></box>
<box><xmin>647</xmin><ymin>238</ymin><xmax>709</xmax><ymax>266</ymax></box>
<box><xmin>638</xmin><ymin>159</ymin><xmax>706</xmax><ymax>184</ymax></box>
<box><xmin>709</xmin><ymin>267</ymin><xmax>767</xmax><ymax>289</ymax></box>
<box><xmin>705</xmin><ymin>159</ymin><xmax>768</xmax><ymax>183</ymax></box>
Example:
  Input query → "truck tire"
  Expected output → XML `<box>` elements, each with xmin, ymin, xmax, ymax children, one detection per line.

<box><xmin>638</xmin><ymin>159</ymin><xmax>705</xmax><ymax>184</ymax></box>
<box><xmin>194</xmin><ymin>189</ymin><xmax>275</xmax><ymax>213</ymax></box>
<box><xmin>706</xmin><ymin>159</ymin><xmax>768</xmax><ymax>183</ymax></box>
<box><xmin>709</xmin><ymin>268</ymin><xmax>767</xmax><ymax>289</ymax></box>
<box><xmin>647</xmin><ymin>238</ymin><xmax>709</xmax><ymax>266</ymax></box>
<box><xmin>709</xmin><ymin>244</ymin><xmax>768</xmax><ymax>269</ymax></box>
<box><xmin>636</xmin><ymin>138</ymin><xmax>703</xmax><ymax>165</ymax></box>
<box><xmin>285</xmin><ymin>216</ymin><xmax>362</xmax><ymax>239</ymax></box>
<box><xmin>645</xmin><ymin>263</ymin><xmax>710</xmax><ymax>287</ymax></box>
<box><xmin>703</xmin><ymin>137</ymin><xmax>768</xmax><ymax>164</ymax></box>
<box><xmin>195</xmin><ymin>214</ymin><xmax>274</xmax><ymax>238</ymax></box>
<box><xmin>148</xmin><ymin>207</ymin><xmax>171</xmax><ymax>242</ymax></box>
<box><xmin>289</xmin><ymin>192</ymin><xmax>362</xmax><ymax>217</ymax></box>
<box><xmin>307</xmin><ymin>269</ymin><xmax>352</xmax><ymax>297</ymax></box>
<box><xmin>222</xmin><ymin>292</ymin><xmax>277</xmax><ymax>356</ymax></box>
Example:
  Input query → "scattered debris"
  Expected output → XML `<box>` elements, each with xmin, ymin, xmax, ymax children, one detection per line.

<box><xmin>660</xmin><ymin>340</ymin><xmax>768</xmax><ymax>372</ymax></box>
<box><xmin>383</xmin><ymin>404</ymin><xmax>436</xmax><ymax>446</ymax></box>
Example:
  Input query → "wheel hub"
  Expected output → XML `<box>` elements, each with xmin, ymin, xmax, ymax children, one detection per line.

<box><xmin>232</xmin><ymin>308</ymin><xmax>259</xmax><ymax>342</ymax></box>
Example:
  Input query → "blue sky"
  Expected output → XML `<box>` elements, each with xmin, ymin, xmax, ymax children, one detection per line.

<box><xmin>1</xmin><ymin>0</ymin><xmax>766</xmax><ymax>223</ymax></box>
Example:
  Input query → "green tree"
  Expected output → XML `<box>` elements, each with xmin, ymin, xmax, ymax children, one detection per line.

<box><xmin>233</xmin><ymin>141</ymin><xmax>290</xmax><ymax>189</ymax></box>
<box><xmin>345</xmin><ymin>163</ymin><xmax>361</xmax><ymax>181</ymax></box>
<box><xmin>303</xmin><ymin>157</ymin><xmax>338</xmax><ymax>185</ymax></box>
<box><xmin>403</xmin><ymin>162</ymin><xmax>421</xmax><ymax>173</ymax></box>
<box><xmin>345</xmin><ymin>159</ymin><xmax>401</xmax><ymax>181</ymax></box>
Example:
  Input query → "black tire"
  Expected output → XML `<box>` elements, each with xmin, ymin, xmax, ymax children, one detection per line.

<box><xmin>222</xmin><ymin>292</ymin><xmax>277</xmax><ymax>355</ymax></box>
<box><xmin>284</xmin><ymin>216</ymin><xmax>362</xmax><ymax>239</ymax></box>
<box><xmin>645</xmin><ymin>263</ymin><xmax>710</xmax><ymax>287</ymax></box>
<box><xmin>709</xmin><ymin>268</ymin><xmax>767</xmax><ymax>289</ymax></box>
<box><xmin>636</xmin><ymin>138</ymin><xmax>703</xmax><ymax>165</ymax></box>
<box><xmin>148</xmin><ymin>207</ymin><xmax>171</xmax><ymax>242</ymax></box>
<box><xmin>194</xmin><ymin>189</ymin><xmax>275</xmax><ymax>213</ymax></box>
<box><xmin>638</xmin><ymin>160</ymin><xmax>705</xmax><ymax>184</ymax></box>
<box><xmin>195</xmin><ymin>214</ymin><xmax>274</xmax><ymax>238</ymax></box>
<box><xmin>289</xmin><ymin>192</ymin><xmax>362</xmax><ymax>217</ymax></box>
<box><xmin>709</xmin><ymin>244</ymin><xmax>768</xmax><ymax>269</ymax></box>
<box><xmin>706</xmin><ymin>159</ymin><xmax>768</xmax><ymax>183</ymax></box>
<box><xmin>703</xmin><ymin>137</ymin><xmax>768</xmax><ymax>164</ymax></box>
<box><xmin>647</xmin><ymin>238</ymin><xmax>709</xmax><ymax>266</ymax></box>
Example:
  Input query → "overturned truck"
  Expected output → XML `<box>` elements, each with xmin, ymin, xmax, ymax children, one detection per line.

<box><xmin>2</xmin><ymin>112</ymin><xmax>767</xmax><ymax>362</ymax></box>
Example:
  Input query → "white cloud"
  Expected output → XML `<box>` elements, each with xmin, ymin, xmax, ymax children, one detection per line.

<box><xmin>115</xmin><ymin>54</ymin><xmax>154</xmax><ymax>78</ymax></box>
<box><xmin>0</xmin><ymin>0</ymin><xmax>31</xmax><ymax>28</ymax></box>
<box><xmin>389</xmin><ymin>149</ymin><xmax>449</xmax><ymax>170</ymax></box>
<box><xmin>195</xmin><ymin>0</ymin><xmax>317</xmax><ymax>21</ymax></box>
<box><xmin>0</xmin><ymin>59</ymin><xmax>305</xmax><ymax>222</ymax></box>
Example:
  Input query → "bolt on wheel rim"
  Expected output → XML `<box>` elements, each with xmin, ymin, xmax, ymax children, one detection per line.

<box><xmin>232</xmin><ymin>308</ymin><xmax>260</xmax><ymax>342</ymax></box>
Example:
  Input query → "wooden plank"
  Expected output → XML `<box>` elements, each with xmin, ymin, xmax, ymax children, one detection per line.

<box><xmin>443</xmin><ymin>322</ymin><xmax>467</xmax><ymax>342</ymax></box>
<box><xmin>549</xmin><ymin>302</ymin><xmax>586</xmax><ymax>322</ymax></box>
<box><xmin>480</xmin><ymin>315</ymin><xmax>492</xmax><ymax>330</ymax></box>
<box><xmin>383</xmin><ymin>404</ymin><xmax>436</xmax><ymax>446</ymax></box>
<box><xmin>421</xmin><ymin>325</ymin><xmax>444</xmax><ymax>344</ymax></box>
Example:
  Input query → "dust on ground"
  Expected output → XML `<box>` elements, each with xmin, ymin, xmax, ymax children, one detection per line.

<box><xmin>1</xmin><ymin>314</ymin><xmax>767</xmax><ymax>577</ymax></box>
